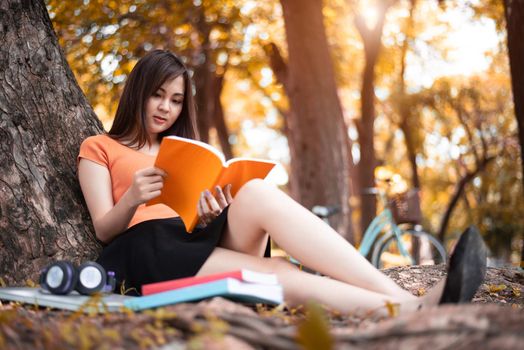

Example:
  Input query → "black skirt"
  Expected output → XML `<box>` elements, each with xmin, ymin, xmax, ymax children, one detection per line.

<box><xmin>97</xmin><ymin>207</ymin><xmax>230</xmax><ymax>296</ymax></box>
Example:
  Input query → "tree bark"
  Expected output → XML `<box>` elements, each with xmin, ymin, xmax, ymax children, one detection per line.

<box><xmin>355</xmin><ymin>0</ymin><xmax>393</xmax><ymax>237</ymax></box>
<box><xmin>279</xmin><ymin>0</ymin><xmax>354</xmax><ymax>241</ymax></box>
<box><xmin>503</xmin><ymin>0</ymin><xmax>524</xmax><ymax>267</ymax></box>
<box><xmin>0</xmin><ymin>0</ymin><xmax>103</xmax><ymax>284</ymax></box>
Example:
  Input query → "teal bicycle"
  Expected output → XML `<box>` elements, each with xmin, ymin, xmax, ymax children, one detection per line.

<box><xmin>312</xmin><ymin>184</ymin><xmax>447</xmax><ymax>269</ymax></box>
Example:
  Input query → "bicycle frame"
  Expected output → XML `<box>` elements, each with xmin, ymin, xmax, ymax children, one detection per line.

<box><xmin>357</xmin><ymin>207</ymin><xmax>413</xmax><ymax>263</ymax></box>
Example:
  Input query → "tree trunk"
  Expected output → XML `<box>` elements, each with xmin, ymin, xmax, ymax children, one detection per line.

<box><xmin>0</xmin><ymin>0</ymin><xmax>103</xmax><ymax>284</ymax></box>
<box><xmin>397</xmin><ymin>0</ymin><xmax>420</xmax><ymax>189</ymax></box>
<box><xmin>192</xmin><ymin>11</ymin><xmax>233</xmax><ymax>158</ymax></box>
<box><xmin>212</xmin><ymin>74</ymin><xmax>233</xmax><ymax>160</ymax></box>
<box><xmin>265</xmin><ymin>42</ymin><xmax>302</xmax><ymax>205</ymax></box>
<box><xmin>503</xmin><ymin>0</ymin><xmax>524</xmax><ymax>267</ymax></box>
<box><xmin>358</xmin><ymin>57</ymin><xmax>379</xmax><ymax>236</ymax></box>
<box><xmin>279</xmin><ymin>0</ymin><xmax>354</xmax><ymax>241</ymax></box>
<box><xmin>193</xmin><ymin>65</ymin><xmax>211</xmax><ymax>143</ymax></box>
<box><xmin>355</xmin><ymin>1</ymin><xmax>392</xmax><ymax>237</ymax></box>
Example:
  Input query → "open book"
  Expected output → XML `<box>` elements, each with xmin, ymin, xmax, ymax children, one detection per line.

<box><xmin>147</xmin><ymin>136</ymin><xmax>277</xmax><ymax>232</ymax></box>
<box><xmin>0</xmin><ymin>287</ymin><xmax>133</xmax><ymax>313</ymax></box>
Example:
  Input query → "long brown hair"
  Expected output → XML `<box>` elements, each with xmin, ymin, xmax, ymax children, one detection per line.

<box><xmin>108</xmin><ymin>49</ymin><xmax>199</xmax><ymax>148</ymax></box>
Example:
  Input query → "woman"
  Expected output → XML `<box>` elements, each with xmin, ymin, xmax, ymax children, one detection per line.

<box><xmin>78</xmin><ymin>49</ymin><xmax>486</xmax><ymax>315</ymax></box>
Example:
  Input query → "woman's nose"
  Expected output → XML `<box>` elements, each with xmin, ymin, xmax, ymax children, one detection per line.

<box><xmin>158</xmin><ymin>98</ymin><xmax>170</xmax><ymax>111</ymax></box>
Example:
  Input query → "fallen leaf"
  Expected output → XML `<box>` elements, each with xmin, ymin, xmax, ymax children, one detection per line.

<box><xmin>296</xmin><ymin>302</ymin><xmax>334</xmax><ymax>350</ymax></box>
<box><xmin>384</xmin><ymin>300</ymin><xmax>400</xmax><ymax>317</ymax></box>
<box><xmin>25</xmin><ymin>279</ymin><xmax>36</xmax><ymax>288</ymax></box>
<box><xmin>487</xmin><ymin>284</ymin><xmax>506</xmax><ymax>294</ymax></box>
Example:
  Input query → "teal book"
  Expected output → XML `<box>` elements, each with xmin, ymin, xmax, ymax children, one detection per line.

<box><xmin>124</xmin><ymin>278</ymin><xmax>283</xmax><ymax>311</ymax></box>
<box><xmin>0</xmin><ymin>287</ymin><xmax>133</xmax><ymax>313</ymax></box>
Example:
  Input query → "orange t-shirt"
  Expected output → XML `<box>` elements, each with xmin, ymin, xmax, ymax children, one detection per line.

<box><xmin>77</xmin><ymin>134</ymin><xmax>177</xmax><ymax>228</ymax></box>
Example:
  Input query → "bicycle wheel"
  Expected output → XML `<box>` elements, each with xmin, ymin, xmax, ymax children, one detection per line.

<box><xmin>371</xmin><ymin>229</ymin><xmax>447</xmax><ymax>269</ymax></box>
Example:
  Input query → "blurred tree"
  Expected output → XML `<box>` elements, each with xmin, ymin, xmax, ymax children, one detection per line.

<box><xmin>354</xmin><ymin>0</ymin><xmax>396</xmax><ymax>235</ymax></box>
<box><xmin>0</xmin><ymin>0</ymin><xmax>101</xmax><ymax>283</ymax></box>
<box><xmin>503</xmin><ymin>0</ymin><xmax>524</xmax><ymax>266</ymax></box>
<box><xmin>422</xmin><ymin>76</ymin><xmax>520</xmax><ymax>245</ymax></box>
<box><xmin>274</xmin><ymin>0</ymin><xmax>355</xmax><ymax>240</ymax></box>
<box><xmin>47</xmin><ymin>0</ymin><xmax>254</xmax><ymax>159</ymax></box>
<box><xmin>392</xmin><ymin>0</ymin><xmax>421</xmax><ymax>189</ymax></box>
<box><xmin>43</xmin><ymin>0</ymin><xmax>522</xmax><ymax>260</ymax></box>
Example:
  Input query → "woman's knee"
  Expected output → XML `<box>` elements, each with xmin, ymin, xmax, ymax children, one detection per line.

<box><xmin>233</xmin><ymin>179</ymin><xmax>276</xmax><ymax>209</ymax></box>
<box><xmin>236</xmin><ymin>179</ymin><xmax>269</xmax><ymax>197</ymax></box>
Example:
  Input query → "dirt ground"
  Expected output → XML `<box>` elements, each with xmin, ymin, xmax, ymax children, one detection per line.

<box><xmin>0</xmin><ymin>266</ymin><xmax>523</xmax><ymax>349</ymax></box>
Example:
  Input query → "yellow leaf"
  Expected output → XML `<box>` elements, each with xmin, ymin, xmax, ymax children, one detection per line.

<box><xmin>120</xmin><ymin>279</ymin><xmax>138</xmax><ymax>296</ymax></box>
<box><xmin>417</xmin><ymin>288</ymin><xmax>426</xmax><ymax>296</ymax></box>
<box><xmin>384</xmin><ymin>300</ymin><xmax>400</xmax><ymax>317</ymax></box>
<box><xmin>488</xmin><ymin>284</ymin><xmax>506</xmax><ymax>294</ymax></box>
<box><xmin>0</xmin><ymin>277</ymin><xmax>6</xmax><ymax>287</ymax></box>
<box><xmin>512</xmin><ymin>287</ymin><xmax>521</xmax><ymax>297</ymax></box>
<box><xmin>25</xmin><ymin>279</ymin><xmax>36</xmax><ymax>288</ymax></box>
<box><xmin>296</xmin><ymin>302</ymin><xmax>334</xmax><ymax>350</ymax></box>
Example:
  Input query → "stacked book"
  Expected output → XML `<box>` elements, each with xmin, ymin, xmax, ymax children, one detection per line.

<box><xmin>123</xmin><ymin>269</ymin><xmax>283</xmax><ymax>311</ymax></box>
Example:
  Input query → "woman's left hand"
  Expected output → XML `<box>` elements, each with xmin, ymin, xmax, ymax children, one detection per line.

<box><xmin>197</xmin><ymin>184</ymin><xmax>233</xmax><ymax>226</ymax></box>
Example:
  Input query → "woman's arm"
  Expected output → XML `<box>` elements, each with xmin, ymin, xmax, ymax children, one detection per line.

<box><xmin>78</xmin><ymin>159</ymin><xmax>165</xmax><ymax>243</ymax></box>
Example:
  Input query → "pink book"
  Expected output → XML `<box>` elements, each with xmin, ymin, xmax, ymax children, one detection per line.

<box><xmin>142</xmin><ymin>269</ymin><xmax>279</xmax><ymax>296</ymax></box>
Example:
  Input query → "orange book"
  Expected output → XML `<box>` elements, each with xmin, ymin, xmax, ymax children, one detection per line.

<box><xmin>147</xmin><ymin>136</ymin><xmax>277</xmax><ymax>232</ymax></box>
<box><xmin>141</xmin><ymin>269</ymin><xmax>279</xmax><ymax>295</ymax></box>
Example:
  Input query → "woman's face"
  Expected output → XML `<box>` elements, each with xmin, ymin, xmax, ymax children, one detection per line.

<box><xmin>145</xmin><ymin>75</ymin><xmax>185</xmax><ymax>140</ymax></box>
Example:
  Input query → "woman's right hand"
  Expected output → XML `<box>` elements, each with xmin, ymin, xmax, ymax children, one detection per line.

<box><xmin>123</xmin><ymin>167</ymin><xmax>167</xmax><ymax>207</ymax></box>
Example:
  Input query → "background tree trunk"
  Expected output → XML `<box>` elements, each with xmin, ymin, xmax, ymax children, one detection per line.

<box><xmin>397</xmin><ymin>0</ymin><xmax>421</xmax><ymax>189</ymax></box>
<box><xmin>503</xmin><ymin>0</ymin><xmax>524</xmax><ymax>267</ymax></box>
<box><xmin>211</xmin><ymin>74</ymin><xmax>233</xmax><ymax>160</ymax></box>
<box><xmin>279</xmin><ymin>0</ymin><xmax>354</xmax><ymax>241</ymax></box>
<box><xmin>192</xmin><ymin>9</ymin><xmax>233</xmax><ymax>159</ymax></box>
<box><xmin>355</xmin><ymin>0</ymin><xmax>393</xmax><ymax>237</ymax></box>
<box><xmin>0</xmin><ymin>0</ymin><xmax>102</xmax><ymax>284</ymax></box>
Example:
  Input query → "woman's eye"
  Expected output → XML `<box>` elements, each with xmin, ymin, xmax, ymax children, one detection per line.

<box><xmin>172</xmin><ymin>100</ymin><xmax>183</xmax><ymax>105</ymax></box>
<box><xmin>153</xmin><ymin>92</ymin><xmax>161</xmax><ymax>97</ymax></box>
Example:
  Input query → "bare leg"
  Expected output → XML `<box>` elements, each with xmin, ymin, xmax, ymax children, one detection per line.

<box><xmin>197</xmin><ymin>247</ymin><xmax>438</xmax><ymax>315</ymax></box>
<box><xmin>220</xmin><ymin>179</ymin><xmax>419</xmax><ymax>300</ymax></box>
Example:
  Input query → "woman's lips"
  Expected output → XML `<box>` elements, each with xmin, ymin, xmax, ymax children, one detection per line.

<box><xmin>153</xmin><ymin>115</ymin><xmax>167</xmax><ymax>124</ymax></box>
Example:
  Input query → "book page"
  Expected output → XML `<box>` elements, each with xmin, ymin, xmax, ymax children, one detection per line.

<box><xmin>215</xmin><ymin>159</ymin><xmax>277</xmax><ymax>197</ymax></box>
<box><xmin>148</xmin><ymin>137</ymin><xmax>224</xmax><ymax>232</ymax></box>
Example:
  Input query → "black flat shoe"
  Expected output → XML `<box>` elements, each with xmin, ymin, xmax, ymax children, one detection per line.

<box><xmin>439</xmin><ymin>225</ymin><xmax>487</xmax><ymax>304</ymax></box>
